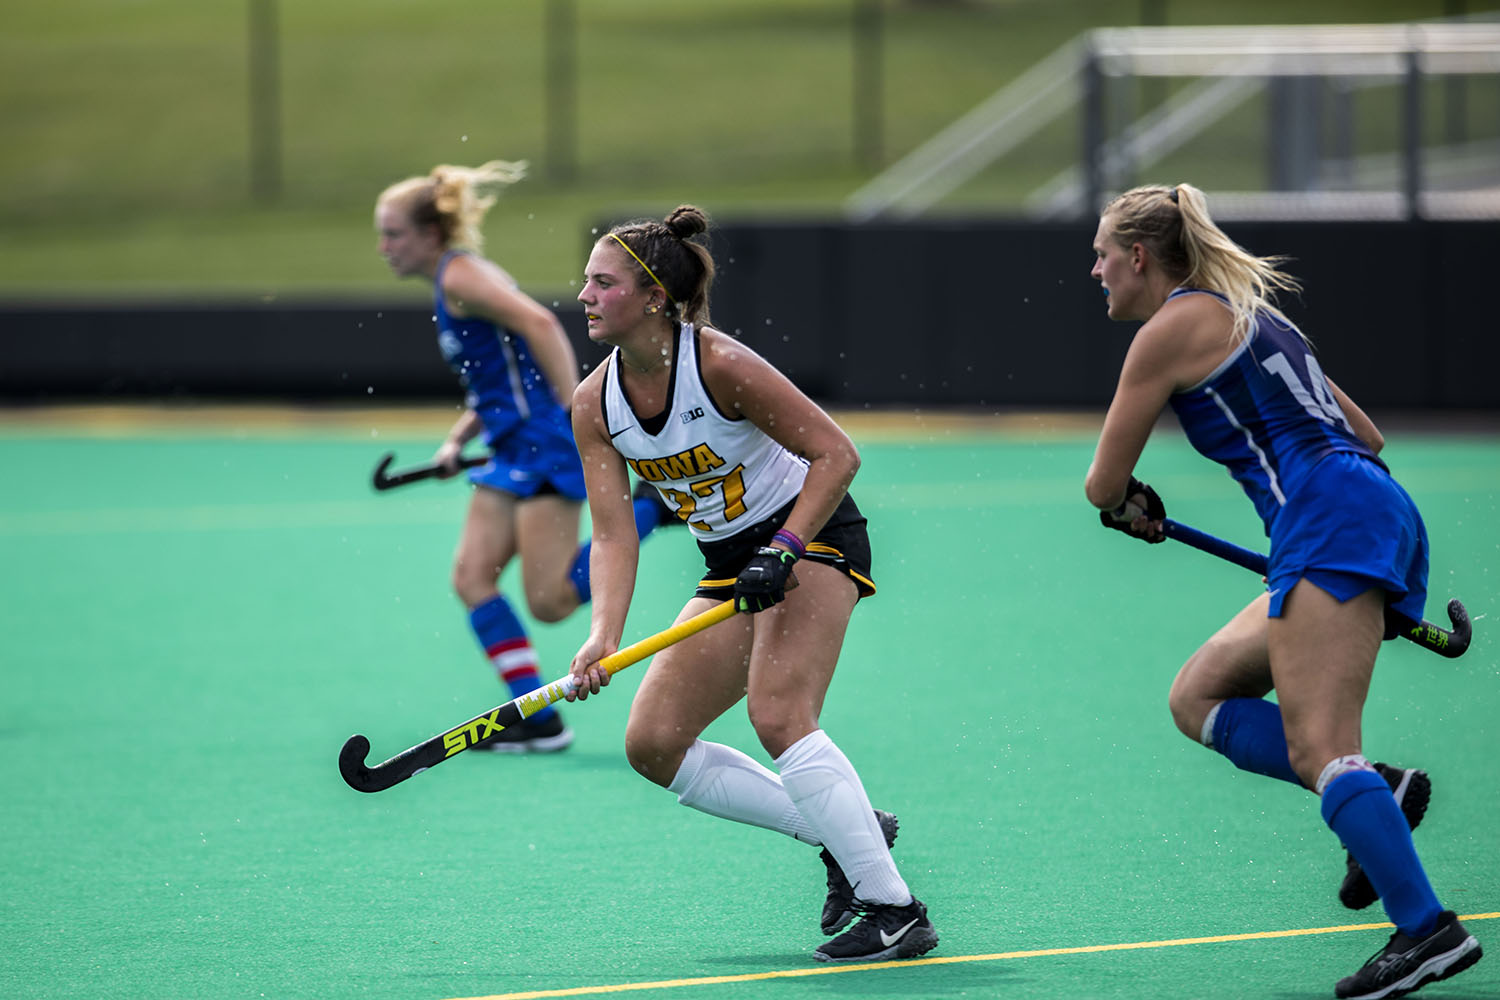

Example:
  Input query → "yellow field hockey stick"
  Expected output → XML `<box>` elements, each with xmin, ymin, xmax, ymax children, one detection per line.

<box><xmin>339</xmin><ymin>599</ymin><xmax>739</xmax><ymax>792</ymax></box>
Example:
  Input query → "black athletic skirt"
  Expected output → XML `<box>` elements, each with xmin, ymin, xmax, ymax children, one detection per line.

<box><xmin>694</xmin><ymin>493</ymin><xmax>875</xmax><ymax>599</ymax></box>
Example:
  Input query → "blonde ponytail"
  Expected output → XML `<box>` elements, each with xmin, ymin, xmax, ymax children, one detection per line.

<box><xmin>1105</xmin><ymin>183</ymin><xmax>1302</xmax><ymax>344</ymax></box>
<box><xmin>377</xmin><ymin>159</ymin><xmax>528</xmax><ymax>253</ymax></box>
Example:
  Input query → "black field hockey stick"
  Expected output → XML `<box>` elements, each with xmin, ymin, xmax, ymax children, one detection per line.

<box><xmin>1159</xmin><ymin>518</ymin><xmax>1472</xmax><ymax>658</ymax></box>
<box><xmin>340</xmin><ymin>599</ymin><xmax>739</xmax><ymax>792</ymax></box>
<box><xmin>371</xmin><ymin>450</ymin><xmax>488</xmax><ymax>491</ymax></box>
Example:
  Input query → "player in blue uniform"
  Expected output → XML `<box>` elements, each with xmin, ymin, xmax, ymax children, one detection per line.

<box><xmin>375</xmin><ymin>161</ymin><xmax>672</xmax><ymax>751</ymax></box>
<box><xmin>1085</xmin><ymin>183</ymin><xmax>1481</xmax><ymax>999</ymax></box>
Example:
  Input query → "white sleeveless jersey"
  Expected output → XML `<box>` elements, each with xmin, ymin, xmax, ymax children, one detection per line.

<box><xmin>602</xmin><ymin>322</ymin><xmax>808</xmax><ymax>539</ymax></box>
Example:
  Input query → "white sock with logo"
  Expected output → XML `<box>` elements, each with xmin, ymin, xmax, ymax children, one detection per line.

<box><xmin>776</xmin><ymin>729</ymin><xmax>911</xmax><ymax>907</ymax></box>
<box><xmin>668</xmin><ymin>739</ymin><xmax>819</xmax><ymax>842</ymax></box>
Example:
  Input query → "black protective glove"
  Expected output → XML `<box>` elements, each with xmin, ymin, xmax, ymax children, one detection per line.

<box><xmin>733</xmin><ymin>546</ymin><xmax>800</xmax><ymax>613</ymax></box>
<box><xmin>1099</xmin><ymin>475</ymin><xmax>1166</xmax><ymax>543</ymax></box>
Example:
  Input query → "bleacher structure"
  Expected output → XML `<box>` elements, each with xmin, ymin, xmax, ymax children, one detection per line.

<box><xmin>846</xmin><ymin>19</ymin><xmax>1500</xmax><ymax>222</ymax></box>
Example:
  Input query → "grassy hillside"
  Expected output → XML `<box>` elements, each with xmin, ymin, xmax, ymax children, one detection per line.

<box><xmin>0</xmin><ymin>0</ymin><xmax>1465</xmax><ymax>299</ymax></box>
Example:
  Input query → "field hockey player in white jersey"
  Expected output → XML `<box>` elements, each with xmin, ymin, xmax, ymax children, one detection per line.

<box><xmin>564</xmin><ymin>204</ymin><xmax>937</xmax><ymax>964</ymax></box>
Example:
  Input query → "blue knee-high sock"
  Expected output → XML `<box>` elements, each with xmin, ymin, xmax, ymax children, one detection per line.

<box><xmin>1209</xmin><ymin>698</ymin><xmax>1303</xmax><ymax>787</ymax></box>
<box><xmin>1321</xmin><ymin>769</ymin><xmax>1443</xmax><ymax>936</ymax></box>
<box><xmin>468</xmin><ymin>595</ymin><xmax>555</xmax><ymax>722</ymax></box>
<box><xmin>567</xmin><ymin>497</ymin><xmax>665</xmax><ymax>604</ymax></box>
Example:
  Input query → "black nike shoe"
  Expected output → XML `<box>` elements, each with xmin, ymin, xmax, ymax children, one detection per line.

<box><xmin>820</xmin><ymin>810</ymin><xmax>900</xmax><ymax>934</ymax></box>
<box><xmin>1340</xmin><ymin>763</ymin><xmax>1431</xmax><ymax>909</ymax></box>
<box><xmin>1335</xmin><ymin>910</ymin><xmax>1482</xmax><ymax>999</ymax></box>
<box><xmin>813</xmin><ymin>897</ymin><xmax>938</xmax><ymax>963</ymax></box>
<box><xmin>474</xmin><ymin>713</ymin><xmax>574</xmax><ymax>753</ymax></box>
<box><xmin>632</xmin><ymin>478</ymin><xmax>683</xmax><ymax>529</ymax></box>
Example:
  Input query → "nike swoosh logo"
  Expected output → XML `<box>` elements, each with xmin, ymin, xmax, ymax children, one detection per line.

<box><xmin>880</xmin><ymin>918</ymin><xmax>919</xmax><ymax>947</ymax></box>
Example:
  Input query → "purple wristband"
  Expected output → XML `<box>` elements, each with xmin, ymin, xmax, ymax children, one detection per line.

<box><xmin>772</xmin><ymin>528</ymin><xmax>806</xmax><ymax>558</ymax></box>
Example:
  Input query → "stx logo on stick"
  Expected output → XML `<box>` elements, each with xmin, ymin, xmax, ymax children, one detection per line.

<box><xmin>442</xmin><ymin>711</ymin><xmax>504</xmax><ymax>757</ymax></box>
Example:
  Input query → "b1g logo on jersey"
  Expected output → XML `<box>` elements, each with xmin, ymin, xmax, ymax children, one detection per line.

<box><xmin>679</xmin><ymin>406</ymin><xmax>705</xmax><ymax>425</ymax></box>
<box><xmin>437</xmin><ymin>330</ymin><xmax>463</xmax><ymax>361</ymax></box>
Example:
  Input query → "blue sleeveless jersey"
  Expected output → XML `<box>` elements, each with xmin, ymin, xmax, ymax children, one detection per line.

<box><xmin>433</xmin><ymin>251</ymin><xmax>570</xmax><ymax>446</ymax></box>
<box><xmin>1166</xmin><ymin>289</ymin><xmax>1382</xmax><ymax>533</ymax></box>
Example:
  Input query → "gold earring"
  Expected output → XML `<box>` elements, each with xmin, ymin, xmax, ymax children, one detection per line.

<box><xmin>647</xmin><ymin>305</ymin><xmax>659</xmax><ymax>314</ymax></box>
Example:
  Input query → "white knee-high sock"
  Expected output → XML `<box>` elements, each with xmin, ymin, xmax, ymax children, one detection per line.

<box><xmin>668</xmin><ymin>740</ymin><xmax>819</xmax><ymax>842</ymax></box>
<box><xmin>776</xmin><ymin>729</ymin><xmax>911</xmax><ymax>906</ymax></box>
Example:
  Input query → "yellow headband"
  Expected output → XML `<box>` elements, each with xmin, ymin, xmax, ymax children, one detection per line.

<box><xmin>609</xmin><ymin>233</ymin><xmax>676</xmax><ymax>304</ymax></box>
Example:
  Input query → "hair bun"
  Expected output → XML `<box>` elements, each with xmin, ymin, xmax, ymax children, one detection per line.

<box><xmin>664</xmin><ymin>204</ymin><xmax>708</xmax><ymax>240</ymax></box>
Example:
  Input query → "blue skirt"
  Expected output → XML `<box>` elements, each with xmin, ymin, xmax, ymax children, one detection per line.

<box><xmin>469</xmin><ymin>417</ymin><xmax>587</xmax><ymax>501</ymax></box>
<box><xmin>1266</xmin><ymin>450</ymin><xmax>1428</xmax><ymax>623</ymax></box>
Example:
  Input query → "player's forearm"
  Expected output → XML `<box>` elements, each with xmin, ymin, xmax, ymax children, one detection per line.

<box><xmin>518</xmin><ymin>317</ymin><xmax>581</xmax><ymax>407</ymax></box>
<box><xmin>585</xmin><ymin>538</ymin><xmax>638</xmax><ymax>647</ymax></box>
<box><xmin>781</xmin><ymin>446</ymin><xmax>859</xmax><ymax>545</ymax></box>
<box><xmin>445</xmin><ymin>410</ymin><xmax>484</xmax><ymax>446</ymax></box>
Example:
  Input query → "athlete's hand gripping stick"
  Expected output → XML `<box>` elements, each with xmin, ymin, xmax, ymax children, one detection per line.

<box><xmin>734</xmin><ymin>546</ymin><xmax>800</xmax><ymax>613</ymax></box>
<box><xmin>1099</xmin><ymin>476</ymin><xmax>1167</xmax><ymax>543</ymax></box>
<box><xmin>371</xmin><ymin>451</ymin><xmax>487</xmax><ymax>491</ymax></box>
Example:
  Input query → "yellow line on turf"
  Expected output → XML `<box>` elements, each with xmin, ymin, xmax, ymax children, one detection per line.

<box><xmin>444</xmin><ymin>913</ymin><xmax>1500</xmax><ymax>1000</ymax></box>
